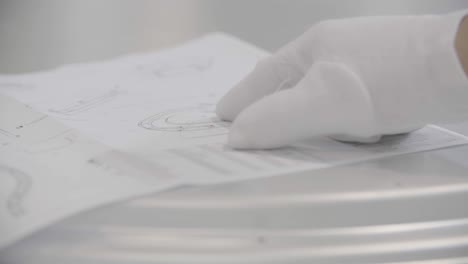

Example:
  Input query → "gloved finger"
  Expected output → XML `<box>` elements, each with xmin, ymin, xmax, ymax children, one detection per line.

<box><xmin>216</xmin><ymin>48</ymin><xmax>305</xmax><ymax>122</ymax></box>
<box><xmin>227</xmin><ymin>62</ymin><xmax>376</xmax><ymax>149</ymax></box>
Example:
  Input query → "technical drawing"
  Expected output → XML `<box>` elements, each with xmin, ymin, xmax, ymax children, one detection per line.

<box><xmin>138</xmin><ymin>104</ymin><xmax>229</xmax><ymax>138</ymax></box>
<box><xmin>136</xmin><ymin>57</ymin><xmax>213</xmax><ymax>78</ymax></box>
<box><xmin>0</xmin><ymin>116</ymin><xmax>48</xmax><ymax>144</ymax></box>
<box><xmin>48</xmin><ymin>88</ymin><xmax>120</xmax><ymax>116</ymax></box>
<box><xmin>28</xmin><ymin>129</ymin><xmax>78</xmax><ymax>153</ymax></box>
<box><xmin>0</xmin><ymin>129</ymin><xmax>16</xmax><ymax>147</ymax></box>
<box><xmin>15</xmin><ymin>115</ymin><xmax>48</xmax><ymax>130</ymax></box>
<box><xmin>0</xmin><ymin>165</ymin><xmax>32</xmax><ymax>217</ymax></box>
<box><xmin>0</xmin><ymin>128</ymin><xmax>18</xmax><ymax>139</ymax></box>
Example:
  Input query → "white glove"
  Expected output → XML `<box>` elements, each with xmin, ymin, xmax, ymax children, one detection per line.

<box><xmin>217</xmin><ymin>10</ymin><xmax>468</xmax><ymax>149</ymax></box>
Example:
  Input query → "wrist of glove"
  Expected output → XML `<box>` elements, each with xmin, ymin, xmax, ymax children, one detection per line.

<box><xmin>217</xmin><ymin>10</ymin><xmax>468</xmax><ymax>149</ymax></box>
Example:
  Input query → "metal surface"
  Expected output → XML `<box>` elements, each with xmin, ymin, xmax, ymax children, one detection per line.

<box><xmin>3</xmin><ymin>144</ymin><xmax>468</xmax><ymax>263</ymax></box>
<box><xmin>1</xmin><ymin>1</ymin><xmax>468</xmax><ymax>263</ymax></box>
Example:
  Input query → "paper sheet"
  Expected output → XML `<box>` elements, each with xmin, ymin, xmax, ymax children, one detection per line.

<box><xmin>135</xmin><ymin>125</ymin><xmax>468</xmax><ymax>184</ymax></box>
<box><xmin>0</xmin><ymin>95</ymin><xmax>180</xmax><ymax>249</ymax></box>
<box><xmin>0</xmin><ymin>34</ymin><xmax>265</xmax><ymax>152</ymax></box>
<box><xmin>1</xmin><ymin>33</ymin><xmax>468</xmax><ymax>249</ymax></box>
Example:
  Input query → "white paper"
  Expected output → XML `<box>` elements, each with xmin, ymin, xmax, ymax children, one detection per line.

<box><xmin>0</xmin><ymin>34</ymin><xmax>266</xmax><ymax>152</ymax></box>
<box><xmin>1</xmin><ymin>33</ymin><xmax>468</xmax><ymax>249</ymax></box>
<box><xmin>0</xmin><ymin>95</ymin><xmax>180</xmax><ymax>249</ymax></box>
<box><xmin>131</xmin><ymin>124</ymin><xmax>467</xmax><ymax>184</ymax></box>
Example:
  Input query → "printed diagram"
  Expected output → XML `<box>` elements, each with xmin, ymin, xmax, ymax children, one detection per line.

<box><xmin>1</xmin><ymin>115</ymin><xmax>78</xmax><ymax>152</ymax></box>
<box><xmin>0</xmin><ymin>165</ymin><xmax>32</xmax><ymax>217</ymax></box>
<box><xmin>0</xmin><ymin>109</ymin><xmax>47</xmax><ymax>147</ymax></box>
<box><xmin>0</xmin><ymin>128</ymin><xmax>20</xmax><ymax>147</ymax></box>
<box><xmin>48</xmin><ymin>88</ymin><xmax>120</xmax><ymax>116</ymax></box>
<box><xmin>28</xmin><ymin>129</ymin><xmax>78</xmax><ymax>154</ymax></box>
<box><xmin>136</xmin><ymin>57</ymin><xmax>213</xmax><ymax>78</ymax></box>
<box><xmin>138</xmin><ymin>104</ymin><xmax>229</xmax><ymax>138</ymax></box>
<box><xmin>0</xmin><ymin>128</ymin><xmax>19</xmax><ymax>139</ymax></box>
<box><xmin>15</xmin><ymin>115</ymin><xmax>48</xmax><ymax>131</ymax></box>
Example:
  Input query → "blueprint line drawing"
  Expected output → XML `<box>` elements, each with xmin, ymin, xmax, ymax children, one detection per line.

<box><xmin>48</xmin><ymin>88</ymin><xmax>120</xmax><ymax>116</ymax></box>
<box><xmin>138</xmin><ymin>105</ymin><xmax>229</xmax><ymax>138</ymax></box>
<box><xmin>0</xmin><ymin>128</ymin><xmax>19</xmax><ymax>147</ymax></box>
<box><xmin>136</xmin><ymin>57</ymin><xmax>213</xmax><ymax>78</ymax></box>
<box><xmin>1</xmin><ymin>165</ymin><xmax>32</xmax><ymax>217</ymax></box>
<box><xmin>0</xmin><ymin>128</ymin><xmax>18</xmax><ymax>138</ymax></box>
<box><xmin>28</xmin><ymin>129</ymin><xmax>78</xmax><ymax>153</ymax></box>
<box><xmin>15</xmin><ymin>115</ymin><xmax>48</xmax><ymax>130</ymax></box>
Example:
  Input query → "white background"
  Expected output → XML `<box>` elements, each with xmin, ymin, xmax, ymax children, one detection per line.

<box><xmin>1</xmin><ymin>0</ymin><xmax>468</xmax><ymax>73</ymax></box>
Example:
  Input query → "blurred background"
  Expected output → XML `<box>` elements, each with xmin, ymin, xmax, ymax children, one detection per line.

<box><xmin>1</xmin><ymin>0</ymin><xmax>468</xmax><ymax>74</ymax></box>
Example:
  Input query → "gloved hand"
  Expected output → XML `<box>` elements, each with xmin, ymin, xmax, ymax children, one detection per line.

<box><xmin>217</xmin><ymin>10</ymin><xmax>468</xmax><ymax>149</ymax></box>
